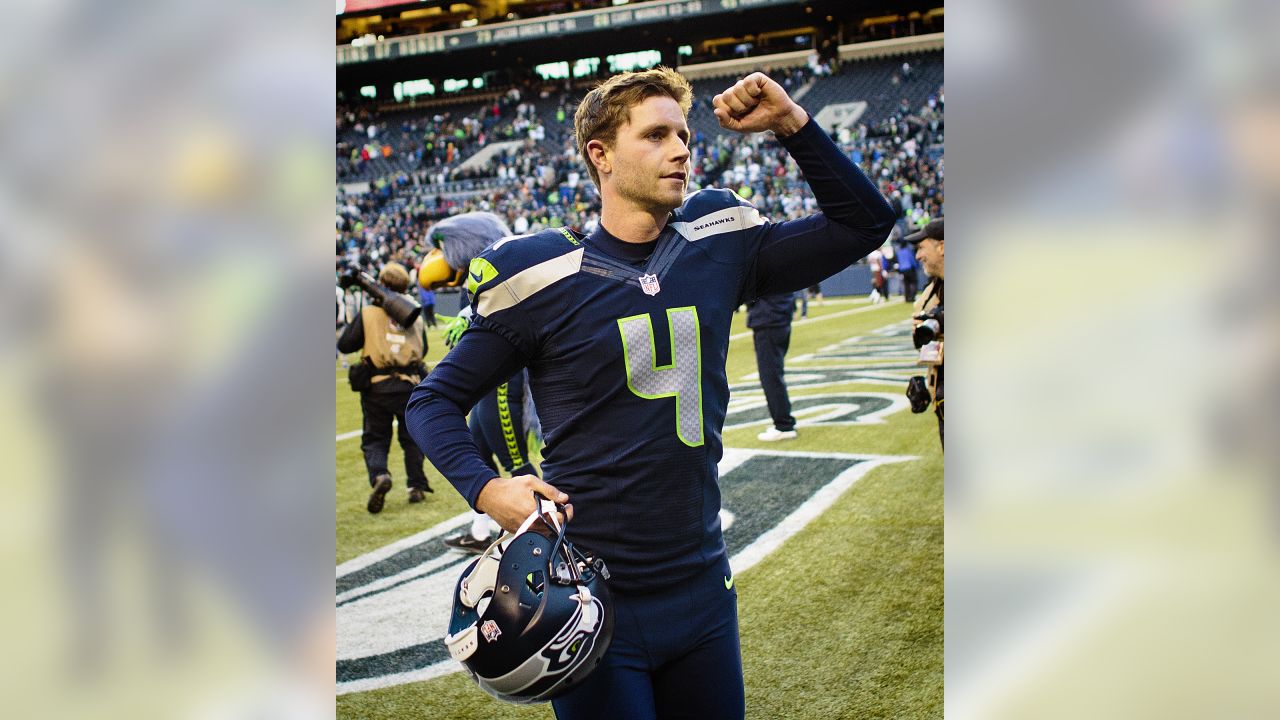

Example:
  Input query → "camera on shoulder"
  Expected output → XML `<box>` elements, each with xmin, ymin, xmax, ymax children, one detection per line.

<box><xmin>338</xmin><ymin>267</ymin><xmax>422</xmax><ymax>328</ymax></box>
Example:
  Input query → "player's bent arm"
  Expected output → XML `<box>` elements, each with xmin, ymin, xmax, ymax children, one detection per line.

<box><xmin>751</xmin><ymin>116</ymin><xmax>896</xmax><ymax>295</ymax></box>
<box><xmin>404</xmin><ymin>327</ymin><xmax>528</xmax><ymax>509</ymax></box>
<box><xmin>780</xmin><ymin>116</ymin><xmax>894</xmax><ymax>230</ymax></box>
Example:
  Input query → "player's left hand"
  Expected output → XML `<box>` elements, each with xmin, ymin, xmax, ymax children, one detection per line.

<box><xmin>712</xmin><ymin>72</ymin><xmax>809</xmax><ymax>137</ymax></box>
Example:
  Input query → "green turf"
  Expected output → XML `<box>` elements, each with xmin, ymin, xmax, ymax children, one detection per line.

<box><xmin>337</xmin><ymin>319</ymin><xmax>488</xmax><ymax>564</ymax></box>
<box><xmin>738</xmin><ymin>415</ymin><xmax>943</xmax><ymax>719</ymax></box>
<box><xmin>336</xmin><ymin>296</ymin><xmax>943</xmax><ymax>718</ymax></box>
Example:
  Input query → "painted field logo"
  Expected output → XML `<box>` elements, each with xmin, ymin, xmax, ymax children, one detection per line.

<box><xmin>724</xmin><ymin>319</ymin><xmax>917</xmax><ymax>428</ymax></box>
<box><xmin>789</xmin><ymin>320</ymin><xmax>916</xmax><ymax>362</ymax></box>
<box><xmin>725</xmin><ymin>392</ymin><xmax>909</xmax><ymax>429</ymax></box>
<box><xmin>729</xmin><ymin>364</ymin><xmax>920</xmax><ymax>393</ymax></box>
<box><xmin>335</xmin><ymin>448</ymin><xmax>912</xmax><ymax>696</ymax></box>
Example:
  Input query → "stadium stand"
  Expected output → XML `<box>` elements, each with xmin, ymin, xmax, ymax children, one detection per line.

<box><xmin>336</xmin><ymin>48</ymin><xmax>943</xmax><ymax>296</ymax></box>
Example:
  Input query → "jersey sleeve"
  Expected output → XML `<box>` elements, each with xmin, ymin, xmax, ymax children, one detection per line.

<box><xmin>464</xmin><ymin>232</ymin><xmax>584</xmax><ymax>359</ymax></box>
<box><xmin>405</xmin><ymin>326</ymin><xmax>528</xmax><ymax>509</ymax></box>
<box><xmin>739</xmin><ymin>117</ymin><xmax>897</xmax><ymax>300</ymax></box>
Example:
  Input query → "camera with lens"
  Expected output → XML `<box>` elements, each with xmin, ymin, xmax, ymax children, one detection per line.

<box><xmin>906</xmin><ymin>375</ymin><xmax>932</xmax><ymax>413</ymax></box>
<box><xmin>912</xmin><ymin>305</ymin><xmax>943</xmax><ymax>349</ymax></box>
<box><xmin>338</xmin><ymin>267</ymin><xmax>421</xmax><ymax>328</ymax></box>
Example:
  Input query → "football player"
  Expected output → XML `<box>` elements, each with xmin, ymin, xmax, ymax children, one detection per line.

<box><xmin>407</xmin><ymin>68</ymin><xmax>895</xmax><ymax>719</ymax></box>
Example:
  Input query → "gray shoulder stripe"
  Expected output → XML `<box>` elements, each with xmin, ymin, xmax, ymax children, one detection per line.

<box><xmin>669</xmin><ymin>204</ymin><xmax>765</xmax><ymax>241</ymax></box>
<box><xmin>476</xmin><ymin>248</ymin><xmax>583</xmax><ymax>316</ymax></box>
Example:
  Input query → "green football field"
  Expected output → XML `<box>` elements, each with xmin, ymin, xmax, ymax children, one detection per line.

<box><xmin>336</xmin><ymin>296</ymin><xmax>943</xmax><ymax>719</ymax></box>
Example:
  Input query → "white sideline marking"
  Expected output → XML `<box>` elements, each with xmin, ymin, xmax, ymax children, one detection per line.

<box><xmin>340</xmin><ymin>662</ymin><xmax>464</xmax><ymax>696</ymax></box>
<box><xmin>726</xmin><ymin>449</ymin><xmax>916</xmax><ymax>575</ymax></box>
<box><xmin>337</xmin><ymin>446</ymin><xmax>916</xmax><ymax>697</ymax></box>
<box><xmin>338</xmin><ymin>419</ymin><xmax>397</xmax><ymax>443</ymax></box>
<box><xmin>337</xmin><ymin>545</ymin><xmax>473</xmax><ymax>606</ymax></box>
<box><xmin>337</xmin><ymin>511</ymin><xmax>474</xmax><ymax>577</ymax></box>
<box><xmin>728</xmin><ymin>301</ymin><xmax>896</xmax><ymax>341</ymax></box>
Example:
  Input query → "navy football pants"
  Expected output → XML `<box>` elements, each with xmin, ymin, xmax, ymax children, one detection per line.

<box><xmin>752</xmin><ymin>325</ymin><xmax>796</xmax><ymax>432</ymax></box>
<box><xmin>468</xmin><ymin>374</ymin><xmax>535</xmax><ymax>477</ymax></box>
<box><xmin>552</xmin><ymin>554</ymin><xmax>744</xmax><ymax>720</ymax></box>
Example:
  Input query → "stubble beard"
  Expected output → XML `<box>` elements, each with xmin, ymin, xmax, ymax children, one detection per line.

<box><xmin>616</xmin><ymin>167</ymin><xmax>682</xmax><ymax>216</ymax></box>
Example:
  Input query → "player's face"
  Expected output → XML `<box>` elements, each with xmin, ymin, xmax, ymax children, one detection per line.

<box><xmin>610</xmin><ymin>95</ymin><xmax>691</xmax><ymax>214</ymax></box>
<box><xmin>916</xmin><ymin>239</ymin><xmax>944</xmax><ymax>278</ymax></box>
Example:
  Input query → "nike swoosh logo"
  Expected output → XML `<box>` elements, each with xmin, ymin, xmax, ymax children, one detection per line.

<box><xmin>724</xmin><ymin>575</ymin><xmax>734</xmax><ymax>590</ymax></box>
<box><xmin>469</xmin><ymin>271</ymin><xmax>483</xmax><ymax>284</ymax></box>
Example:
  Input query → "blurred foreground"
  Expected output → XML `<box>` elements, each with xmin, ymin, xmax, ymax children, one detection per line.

<box><xmin>0</xmin><ymin>0</ymin><xmax>1277</xmax><ymax>717</ymax></box>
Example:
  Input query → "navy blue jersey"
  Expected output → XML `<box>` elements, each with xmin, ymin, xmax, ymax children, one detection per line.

<box><xmin>407</xmin><ymin>118</ymin><xmax>893</xmax><ymax>593</ymax></box>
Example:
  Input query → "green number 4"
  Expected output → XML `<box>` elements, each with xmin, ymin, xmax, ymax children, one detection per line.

<box><xmin>617</xmin><ymin>306</ymin><xmax>704</xmax><ymax>447</ymax></box>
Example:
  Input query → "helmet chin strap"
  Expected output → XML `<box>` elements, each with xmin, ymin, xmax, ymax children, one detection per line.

<box><xmin>461</xmin><ymin>493</ymin><xmax>574</xmax><ymax>610</ymax></box>
<box><xmin>513</xmin><ymin>493</ymin><xmax>563</xmax><ymax>536</ymax></box>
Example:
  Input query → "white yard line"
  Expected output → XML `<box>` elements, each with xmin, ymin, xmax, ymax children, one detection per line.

<box><xmin>728</xmin><ymin>301</ymin><xmax>899</xmax><ymax>341</ymax></box>
<box><xmin>729</xmin><ymin>451</ymin><xmax>916</xmax><ymax>575</ymax></box>
<box><xmin>337</xmin><ymin>510</ymin><xmax>475</xmax><ymax>577</ymax></box>
<box><xmin>335</xmin><ymin>446</ymin><xmax>918</xmax><ymax>697</ymax></box>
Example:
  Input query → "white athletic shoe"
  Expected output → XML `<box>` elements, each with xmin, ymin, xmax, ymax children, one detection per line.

<box><xmin>757</xmin><ymin>427</ymin><xmax>798</xmax><ymax>442</ymax></box>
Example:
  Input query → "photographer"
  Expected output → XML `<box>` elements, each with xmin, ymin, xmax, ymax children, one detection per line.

<box><xmin>905</xmin><ymin>219</ymin><xmax>944</xmax><ymax>446</ymax></box>
<box><xmin>337</xmin><ymin>262</ymin><xmax>434</xmax><ymax>512</ymax></box>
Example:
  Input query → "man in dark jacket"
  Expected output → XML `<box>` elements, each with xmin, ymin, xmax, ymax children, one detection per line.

<box><xmin>748</xmin><ymin>291</ymin><xmax>799</xmax><ymax>441</ymax></box>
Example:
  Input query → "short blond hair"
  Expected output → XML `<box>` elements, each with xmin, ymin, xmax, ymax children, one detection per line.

<box><xmin>574</xmin><ymin>66</ymin><xmax>693</xmax><ymax>188</ymax></box>
<box><xmin>378</xmin><ymin>262</ymin><xmax>411</xmax><ymax>292</ymax></box>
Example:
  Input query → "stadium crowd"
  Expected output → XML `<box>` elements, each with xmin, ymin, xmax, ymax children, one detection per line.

<box><xmin>335</xmin><ymin>66</ymin><xmax>943</xmax><ymax>284</ymax></box>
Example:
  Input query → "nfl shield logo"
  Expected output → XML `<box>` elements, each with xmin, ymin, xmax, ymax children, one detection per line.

<box><xmin>639</xmin><ymin>273</ymin><xmax>661</xmax><ymax>296</ymax></box>
<box><xmin>481</xmin><ymin>619</ymin><xmax>502</xmax><ymax>643</ymax></box>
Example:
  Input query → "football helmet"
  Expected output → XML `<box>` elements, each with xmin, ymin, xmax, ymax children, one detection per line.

<box><xmin>444</xmin><ymin>495</ymin><xmax>614</xmax><ymax>703</ymax></box>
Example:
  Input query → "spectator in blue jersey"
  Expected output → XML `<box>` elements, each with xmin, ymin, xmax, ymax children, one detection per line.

<box><xmin>896</xmin><ymin>240</ymin><xmax>919</xmax><ymax>302</ymax></box>
<box><xmin>406</xmin><ymin>67</ymin><xmax>894</xmax><ymax>720</ymax></box>
<box><xmin>416</xmin><ymin>283</ymin><xmax>437</xmax><ymax>327</ymax></box>
<box><xmin>748</xmin><ymin>292</ymin><xmax>799</xmax><ymax>441</ymax></box>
